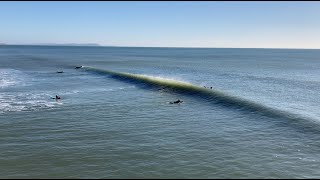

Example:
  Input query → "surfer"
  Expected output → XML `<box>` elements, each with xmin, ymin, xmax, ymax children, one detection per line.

<box><xmin>170</xmin><ymin>99</ymin><xmax>183</xmax><ymax>104</ymax></box>
<box><xmin>57</xmin><ymin>71</ymin><xmax>64</xmax><ymax>73</ymax></box>
<box><xmin>75</xmin><ymin>66</ymin><xmax>82</xmax><ymax>69</ymax></box>
<box><xmin>52</xmin><ymin>95</ymin><xmax>61</xmax><ymax>100</ymax></box>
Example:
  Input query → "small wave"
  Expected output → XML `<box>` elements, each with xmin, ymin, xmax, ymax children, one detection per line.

<box><xmin>81</xmin><ymin>66</ymin><xmax>320</xmax><ymax>127</ymax></box>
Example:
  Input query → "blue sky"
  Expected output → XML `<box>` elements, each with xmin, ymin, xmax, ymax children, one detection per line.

<box><xmin>0</xmin><ymin>1</ymin><xmax>319</xmax><ymax>48</ymax></box>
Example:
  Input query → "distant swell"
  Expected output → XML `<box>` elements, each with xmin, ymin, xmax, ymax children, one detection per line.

<box><xmin>81</xmin><ymin>66</ymin><xmax>319</xmax><ymax>127</ymax></box>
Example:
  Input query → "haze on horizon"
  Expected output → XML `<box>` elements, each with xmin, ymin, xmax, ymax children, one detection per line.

<box><xmin>0</xmin><ymin>1</ymin><xmax>320</xmax><ymax>49</ymax></box>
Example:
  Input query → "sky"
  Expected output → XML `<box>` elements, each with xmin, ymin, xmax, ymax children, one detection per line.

<box><xmin>0</xmin><ymin>1</ymin><xmax>320</xmax><ymax>49</ymax></box>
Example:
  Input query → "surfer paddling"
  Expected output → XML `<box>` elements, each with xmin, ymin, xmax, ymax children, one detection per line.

<box><xmin>170</xmin><ymin>99</ymin><xmax>183</xmax><ymax>104</ymax></box>
<box><xmin>75</xmin><ymin>66</ymin><xmax>83</xmax><ymax>69</ymax></box>
<box><xmin>52</xmin><ymin>95</ymin><xmax>61</xmax><ymax>100</ymax></box>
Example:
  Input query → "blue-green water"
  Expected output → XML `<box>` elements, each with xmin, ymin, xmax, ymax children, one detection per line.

<box><xmin>1</xmin><ymin>45</ymin><xmax>320</xmax><ymax>178</ymax></box>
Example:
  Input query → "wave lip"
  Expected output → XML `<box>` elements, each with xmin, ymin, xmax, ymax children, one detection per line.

<box><xmin>81</xmin><ymin>66</ymin><xmax>319</xmax><ymax>127</ymax></box>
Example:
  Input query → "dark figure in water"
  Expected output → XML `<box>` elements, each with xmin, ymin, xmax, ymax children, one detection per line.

<box><xmin>210</xmin><ymin>87</ymin><xmax>212</xmax><ymax>89</ymax></box>
<box><xmin>170</xmin><ymin>99</ymin><xmax>183</xmax><ymax>104</ymax></box>
<box><xmin>75</xmin><ymin>66</ymin><xmax>82</xmax><ymax>69</ymax></box>
<box><xmin>52</xmin><ymin>95</ymin><xmax>61</xmax><ymax>100</ymax></box>
<box><xmin>57</xmin><ymin>71</ymin><xmax>64</xmax><ymax>73</ymax></box>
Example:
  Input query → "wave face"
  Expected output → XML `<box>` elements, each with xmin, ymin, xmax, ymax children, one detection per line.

<box><xmin>81</xmin><ymin>66</ymin><xmax>317</xmax><ymax>126</ymax></box>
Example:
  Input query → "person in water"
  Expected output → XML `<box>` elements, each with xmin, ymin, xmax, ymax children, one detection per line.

<box><xmin>55</xmin><ymin>95</ymin><xmax>61</xmax><ymax>100</ymax></box>
<box><xmin>175</xmin><ymin>99</ymin><xmax>182</xmax><ymax>103</ymax></box>
<box><xmin>75</xmin><ymin>66</ymin><xmax>82</xmax><ymax>69</ymax></box>
<box><xmin>171</xmin><ymin>99</ymin><xmax>183</xmax><ymax>104</ymax></box>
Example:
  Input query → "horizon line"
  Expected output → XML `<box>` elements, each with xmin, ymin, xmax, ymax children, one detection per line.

<box><xmin>1</xmin><ymin>43</ymin><xmax>319</xmax><ymax>50</ymax></box>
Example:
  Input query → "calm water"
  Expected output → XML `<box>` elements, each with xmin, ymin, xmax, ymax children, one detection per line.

<box><xmin>1</xmin><ymin>45</ymin><xmax>320</xmax><ymax>178</ymax></box>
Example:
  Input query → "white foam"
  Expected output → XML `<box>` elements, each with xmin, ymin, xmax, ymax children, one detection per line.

<box><xmin>0</xmin><ymin>85</ymin><xmax>136</xmax><ymax>114</ymax></box>
<box><xmin>0</xmin><ymin>92</ymin><xmax>62</xmax><ymax>114</ymax></box>
<box><xmin>0</xmin><ymin>69</ymin><xmax>25</xmax><ymax>89</ymax></box>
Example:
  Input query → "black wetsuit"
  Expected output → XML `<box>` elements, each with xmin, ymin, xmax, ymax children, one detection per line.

<box><xmin>171</xmin><ymin>100</ymin><xmax>182</xmax><ymax>104</ymax></box>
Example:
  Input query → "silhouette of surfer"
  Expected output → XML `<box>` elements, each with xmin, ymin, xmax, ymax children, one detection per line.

<box><xmin>170</xmin><ymin>99</ymin><xmax>183</xmax><ymax>104</ymax></box>
<box><xmin>75</xmin><ymin>66</ymin><xmax>82</xmax><ymax>69</ymax></box>
<box><xmin>52</xmin><ymin>95</ymin><xmax>61</xmax><ymax>100</ymax></box>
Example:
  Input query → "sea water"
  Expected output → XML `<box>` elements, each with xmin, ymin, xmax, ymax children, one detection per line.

<box><xmin>1</xmin><ymin>45</ymin><xmax>320</xmax><ymax>178</ymax></box>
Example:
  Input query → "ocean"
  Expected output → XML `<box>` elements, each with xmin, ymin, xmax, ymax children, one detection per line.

<box><xmin>1</xmin><ymin>45</ymin><xmax>320</xmax><ymax>178</ymax></box>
